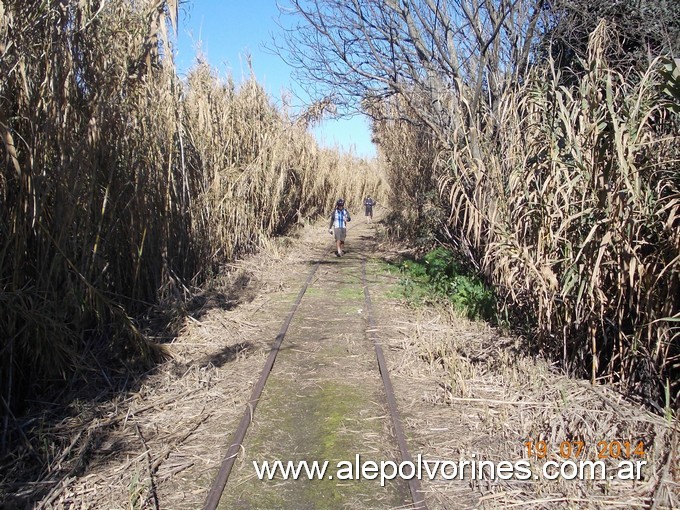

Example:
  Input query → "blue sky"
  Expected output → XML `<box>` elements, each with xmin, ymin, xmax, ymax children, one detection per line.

<box><xmin>174</xmin><ymin>1</ymin><xmax>376</xmax><ymax>159</ymax></box>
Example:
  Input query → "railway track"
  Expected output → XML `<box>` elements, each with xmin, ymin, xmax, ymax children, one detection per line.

<box><xmin>203</xmin><ymin>225</ymin><xmax>426</xmax><ymax>509</ymax></box>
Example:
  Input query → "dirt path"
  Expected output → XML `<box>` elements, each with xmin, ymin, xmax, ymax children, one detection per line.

<box><xmin>216</xmin><ymin>221</ymin><xmax>412</xmax><ymax>508</ymax></box>
<box><xmin>33</xmin><ymin>213</ymin><xmax>677</xmax><ymax>510</ymax></box>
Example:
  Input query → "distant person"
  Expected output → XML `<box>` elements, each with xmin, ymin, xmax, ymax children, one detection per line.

<box><xmin>364</xmin><ymin>196</ymin><xmax>375</xmax><ymax>223</ymax></box>
<box><xmin>329</xmin><ymin>198</ymin><xmax>351</xmax><ymax>257</ymax></box>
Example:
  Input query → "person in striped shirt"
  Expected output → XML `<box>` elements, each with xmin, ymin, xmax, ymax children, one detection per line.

<box><xmin>328</xmin><ymin>198</ymin><xmax>351</xmax><ymax>257</ymax></box>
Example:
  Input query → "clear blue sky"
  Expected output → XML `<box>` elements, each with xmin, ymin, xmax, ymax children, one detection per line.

<box><xmin>174</xmin><ymin>1</ymin><xmax>376</xmax><ymax>159</ymax></box>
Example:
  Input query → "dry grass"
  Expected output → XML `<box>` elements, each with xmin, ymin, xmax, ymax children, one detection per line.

<box><xmin>1</xmin><ymin>215</ymin><xmax>675</xmax><ymax>509</ymax></box>
<box><xmin>373</xmin><ymin>21</ymin><xmax>679</xmax><ymax>410</ymax></box>
<box><xmin>376</xmin><ymin>299</ymin><xmax>678</xmax><ymax>509</ymax></box>
<box><xmin>0</xmin><ymin>0</ymin><xmax>386</xmax><ymax>456</ymax></box>
<box><xmin>0</xmin><ymin>219</ymin><xmax>330</xmax><ymax>508</ymax></box>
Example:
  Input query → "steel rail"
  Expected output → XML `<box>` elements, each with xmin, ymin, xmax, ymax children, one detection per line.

<box><xmin>203</xmin><ymin>220</ymin><xmax>426</xmax><ymax>509</ymax></box>
<box><xmin>362</xmin><ymin>258</ymin><xmax>428</xmax><ymax>510</ymax></box>
<box><xmin>203</xmin><ymin>218</ymin><xmax>353</xmax><ymax>508</ymax></box>
<box><xmin>202</xmin><ymin>261</ymin><xmax>321</xmax><ymax>510</ymax></box>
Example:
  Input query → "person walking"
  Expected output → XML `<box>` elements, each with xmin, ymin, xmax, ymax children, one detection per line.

<box><xmin>329</xmin><ymin>198</ymin><xmax>351</xmax><ymax>257</ymax></box>
<box><xmin>364</xmin><ymin>196</ymin><xmax>375</xmax><ymax>223</ymax></box>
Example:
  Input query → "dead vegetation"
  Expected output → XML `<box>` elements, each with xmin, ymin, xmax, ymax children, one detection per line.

<box><xmin>0</xmin><ymin>215</ymin><xmax>676</xmax><ymax>509</ymax></box>
<box><xmin>2</xmin><ymin>0</ymin><xmax>679</xmax><ymax>508</ymax></box>
<box><xmin>373</xmin><ymin>23</ymin><xmax>679</xmax><ymax>412</ymax></box>
<box><xmin>0</xmin><ymin>223</ymin><xmax>322</xmax><ymax>508</ymax></box>
<box><xmin>333</xmin><ymin>220</ymin><xmax>679</xmax><ymax>508</ymax></box>
<box><xmin>0</xmin><ymin>0</ymin><xmax>385</xmax><ymax>468</ymax></box>
<box><xmin>375</xmin><ymin>282</ymin><xmax>678</xmax><ymax>509</ymax></box>
<box><xmin>284</xmin><ymin>0</ymin><xmax>680</xmax><ymax>411</ymax></box>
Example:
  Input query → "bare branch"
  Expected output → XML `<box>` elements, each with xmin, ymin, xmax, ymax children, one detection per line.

<box><xmin>275</xmin><ymin>0</ymin><xmax>546</xmax><ymax>145</ymax></box>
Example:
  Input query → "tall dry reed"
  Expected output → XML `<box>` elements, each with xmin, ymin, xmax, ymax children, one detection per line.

<box><xmin>378</xmin><ymin>22</ymin><xmax>679</xmax><ymax>409</ymax></box>
<box><xmin>0</xmin><ymin>0</ymin><xmax>384</xmax><ymax>447</ymax></box>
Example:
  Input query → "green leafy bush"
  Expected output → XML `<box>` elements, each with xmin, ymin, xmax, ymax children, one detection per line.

<box><xmin>398</xmin><ymin>248</ymin><xmax>495</xmax><ymax>321</ymax></box>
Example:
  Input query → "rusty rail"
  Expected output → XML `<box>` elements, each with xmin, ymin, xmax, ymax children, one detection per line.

<box><xmin>362</xmin><ymin>258</ymin><xmax>428</xmax><ymax>510</ymax></box>
<box><xmin>203</xmin><ymin>261</ymin><xmax>321</xmax><ymax>510</ymax></box>
<box><xmin>203</xmin><ymin>225</ymin><xmax>426</xmax><ymax>509</ymax></box>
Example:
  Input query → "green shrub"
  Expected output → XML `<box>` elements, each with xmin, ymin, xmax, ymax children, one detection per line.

<box><xmin>398</xmin><ymin>248</ymin><xmax>495</xmax><ymax>321</ymax></box>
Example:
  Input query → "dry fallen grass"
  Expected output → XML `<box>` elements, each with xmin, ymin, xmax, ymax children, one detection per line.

<box><xmin>373</xmin><ymin>285</ymin><xmax>678</xmax><ymax>509</ymax></box>
<box><xmin>2</xmin><ymin>219</ymin><xmax>677</xmax><ymax>508</ymax></box>
<box><xmin>3</xmin><ymin>224</ymin><xmax>323</xmax><ymax>509</ymax></box>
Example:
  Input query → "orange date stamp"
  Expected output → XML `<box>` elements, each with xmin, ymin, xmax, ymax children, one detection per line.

<box><xmin>524</xmin><ymin>440</ymin><xmax>646</xmax><ymax>460</ymax></box>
